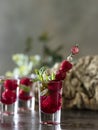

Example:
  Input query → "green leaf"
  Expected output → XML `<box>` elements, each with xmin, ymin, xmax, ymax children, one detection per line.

<box><xmin>34</xmin><ymin>66</ymin><xmax>55</xmax><ymax>82</ymax></box>
<box><xmin>51</xmin><ymin>72</ymin><xmax>55</xmax><ymax>80</ymax></box>
<box><xmin>19</xmin><ymin>85</ymin><xmax>31</xmax><ymax>92</ymax></box>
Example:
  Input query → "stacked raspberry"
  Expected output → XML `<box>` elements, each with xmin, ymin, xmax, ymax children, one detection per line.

<box><xmin>19</xmin><ymin>77</ymin><xmax>33</xmax><ymax>101</ymax></box>
<box><xmin>40</xmin><ymin>45</ymin><xmax>79</xmax><ymax>114</ymax></box>
<box><xmin>40</xmin><ymin>60</ymin><xmax>72</xmax><ymax>114</ymax></box>
<box><xmin>1</xmin><ymin>79</ymin><xmax>18</xmax><ymax>105</ymax></box>
<box><xmin>40</xmin><ymin>80</ymin><xmax>62</xmax><ymax>113</ymax></box>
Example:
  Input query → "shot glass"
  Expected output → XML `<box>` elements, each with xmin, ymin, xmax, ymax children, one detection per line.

<box><xmin>17</xmin><ymin>76</ymin><xmax>35</xmax><ymax>112</ymax></box>
<box><xmin>38</xmin><ymin>80</ymin><xmax>63</xmax><ymax>125</ymax></box>
<box><xmin>0</xmin><ymin>76</ymin><xmax>18</xmax><ymax>117</ymax></box>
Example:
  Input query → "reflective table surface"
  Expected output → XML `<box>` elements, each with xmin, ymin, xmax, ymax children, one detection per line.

<box><xmin>0</xmin><ymin>109</ymin><xmax>98</xmax><ymax>130</ymax></box>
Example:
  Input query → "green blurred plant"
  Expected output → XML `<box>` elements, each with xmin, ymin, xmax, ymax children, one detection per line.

<box><xmin>24</xmin><ymin>37</ymin><xmax>33</xmax><ymax>53</ymax></box>
<box><xmin>5</xmin><ymin>32</ymin><xmax>63</xmax><ymax>77</ymax></box>
<box><xmin>6</xmin><ymin>54</ymin><xmax>41</xmax><ymax>77</ymax></box>
<box><xmin>38</xmin><ymin>32</ymin><xmax>63</xmax><ymax>66</ymax></box>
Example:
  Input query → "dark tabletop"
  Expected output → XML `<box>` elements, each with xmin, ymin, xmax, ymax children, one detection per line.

<box><xmin>0</xmin><ymin>109</ymin><xmax>98</xmax><ymax>130</ymax></box>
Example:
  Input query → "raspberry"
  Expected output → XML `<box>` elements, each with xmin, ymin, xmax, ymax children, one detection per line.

<box><xmin>4</xmin><ymin>79</ymin><xmax>18</xmax><ymax>90</ymax></box>
<box><xmin>40</xmin><ymin>92</ymin><xmax>62</xmax><ymax>114</ymax></box>
<box><xmin>1</xmin><ymin>89</ymin><xmax>16</xmax><ymax>104</ymax></box>
<box><xmin>19</xmin><ymin>90</ymin><xmax>32</xmax><ymax>101</ymax></box>
<box><xmin>71</xmin><ymin>45</ymin><xmax>79</xmax><ymax>55</ymax></box>
<box><xmin>19</xmin><ymin>77</ymin><xmax>33</xmax><ymax>101</ymax></box>
<box><xmin>48</xmin><ymin>80</ymin><xmax>62</xmax><ymax>92</ymax></box>
<box><xmin>55</xmin><ymin>70</ymin><xmax>66</xmax><ymax>80</ymax></box>
<box><xmin>59</xmin><ymin>60</ymin><xmax>72</xmax><ymax>72</ymax></box>
<box><xmin>20</xmin><ymin>77</ymin><xmax>32</xmax><ymax>86</ymax></box>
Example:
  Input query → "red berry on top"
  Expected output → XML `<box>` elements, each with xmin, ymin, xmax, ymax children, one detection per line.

<box><xmin>48</xmin><ymin>80</ymin><xmax>62</xmax><ymax>92</ymax></box>
<box><xmin>20</xmin><ymin>77</ymin><xmax>32</xmax><ymax>86</ymax></box>
<box><xmin>71</xmin><ymin>45</ymin><xmax>79</xmax><ymax>55</ymax></box>
<box><xmin>59</xmin><ymin>60</ymin><xmax>72</xmax><ymax>72</ymax></box>
<box><xmin>55</xmin><ymin>70</ymin><xmax>66</xmax><ymax>81</ymax></box>
<box><xmin>4</xmin><ymin>79</ymin><xmax>18</xmax><ymax>90</ymax></box>
<box><xmin>55</xmin><ymin>60</ymin><xmax>72</xmax><ymax>80</ymax></box>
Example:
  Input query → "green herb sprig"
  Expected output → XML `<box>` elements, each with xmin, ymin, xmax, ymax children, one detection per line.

<box><xmin>19</xmin><ymin>84</ymin><xmax>31</xmax><ymax>92</ymax></box>
<box><xmin>34</xmin><ymin>66</ymin><xmax>55</xmax><ymax>82</ymax></box>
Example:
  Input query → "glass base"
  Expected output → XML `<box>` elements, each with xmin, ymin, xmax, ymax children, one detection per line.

<box><xmin>18</xmin><ymin>97</ymin><xmax>35</xmax><ymax>112</ymax></box>
<box><xmin>1</xmin><ymin>103</ymin><xmax>17</xmax><ymax>116</ymax></box>
<box><xmin>39</xmin><ymin>124</ymin><xmax>61</xmax><ymax>130</ymax></box>
<box><xmin>39</xmin><ymin>109</ymin><xmax>61</xmax><ymax>125</ymax></box>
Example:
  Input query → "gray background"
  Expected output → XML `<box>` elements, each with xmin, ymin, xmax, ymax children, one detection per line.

<box><xmin>0</xmin><ymin>0</ymin><xmax>98</xmax><ymax>75</ymax></box>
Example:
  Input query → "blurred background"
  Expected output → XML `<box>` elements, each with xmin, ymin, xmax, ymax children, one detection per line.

<box><xmin>0</xmin><ymin>0</ymin><xmax>98</xmax><ymax>75</ymax></box>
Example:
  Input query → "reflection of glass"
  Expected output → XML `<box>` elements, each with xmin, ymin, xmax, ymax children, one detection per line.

<box><xmin>0</xmin><ymin>76</ymin><xmax>18</xmax><ymax>118</ymax></box>
<box><xmin>39</xmin><ymin>124</ymin><xmax>61</xmax><ymax>130</ymax></box>
<box><xmin>17</xmin><ymin>77</ymin><xmax>35</xmax><ymax>112</ymax></box>
<box><xmin>38</xmin><ymin>80</ymin><xmax>63</xmax><ymax>125</ymax></box>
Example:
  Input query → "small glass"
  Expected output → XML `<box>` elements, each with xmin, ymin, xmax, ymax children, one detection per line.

<box><xmin>38</xmin><ymin>80</ymin><xmax>63</xmax><ymax>125</ymax></box>
<box><xmin>0</xmin><ymin>76</ymin><xmax>18</xmax><ymax>117</ymax></box>
<box><xmin>17</xmin><ymin>76</ymin><xmax>35</xmax><ymax>112</ymax></box>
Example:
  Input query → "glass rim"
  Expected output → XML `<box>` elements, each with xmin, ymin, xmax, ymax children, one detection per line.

<box><xmin>38</xmin><ymin>79</ymin><xmax>64</xmax><ymax>83</ymax></box>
